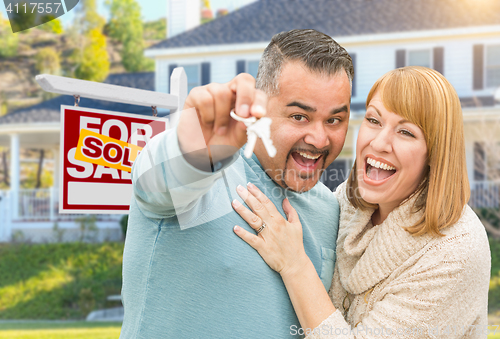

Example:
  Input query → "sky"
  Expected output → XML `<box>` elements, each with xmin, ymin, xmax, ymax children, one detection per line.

<box><xmin>1</xmin><ymin>0</ymin><xmax>257</xmax><ymax>28</ymax></box>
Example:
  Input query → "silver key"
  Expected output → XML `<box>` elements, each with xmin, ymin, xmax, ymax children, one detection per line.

<box><xmin>230</xmin><ymin>111</ymin><xmax>276</xmax><ymax>158</ymax></box>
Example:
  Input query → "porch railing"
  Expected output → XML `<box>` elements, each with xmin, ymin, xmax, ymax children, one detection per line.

<box><xmin>2</xmin><ymin>181</ymin><xmax>499</xmax><ymax>221</ymax></box>
<box><xmin>469</xmin><ymin>181</ymin><xmax>500</xmax><ymax>209</ymax></box>
<box><xmin>12</xmin><ymin>188</ymin><xmax>122</xmax><ymax>221</ymax></box>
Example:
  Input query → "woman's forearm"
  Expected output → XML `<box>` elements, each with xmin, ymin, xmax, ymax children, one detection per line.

<box><xmin>280</xmin><ymin>257</ymin><xmax>336</xmax><ymax>331</ymax></box>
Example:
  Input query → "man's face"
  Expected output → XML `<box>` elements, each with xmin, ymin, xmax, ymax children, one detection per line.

<box><xmin>254</xmin><ymin>61</ymin><xmax>351</xmax><ymax>193</ymax></box>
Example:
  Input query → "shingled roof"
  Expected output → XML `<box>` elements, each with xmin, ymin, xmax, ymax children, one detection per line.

<box><xmin>0</xmin><ymin>72</ymin><xmax>155</xmax><ymax>125</ymax></box>
<box><xmin>149</xmin><ymin>0</ymin><xmax>500</xmax><ymax>50</ymax></box>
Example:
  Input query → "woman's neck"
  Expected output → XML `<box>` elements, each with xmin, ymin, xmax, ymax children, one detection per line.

<box><xmin>371</xmin><ymin>203</ymin><xmax>397</xmax><ymax>226</ymax></box>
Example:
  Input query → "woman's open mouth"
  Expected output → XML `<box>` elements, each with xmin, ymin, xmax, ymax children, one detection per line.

<box><xmin>364</xmin><ymin>156</ymin><xmax>397</xmax><ymax>184</ymax></box>
<box><xmin>290</xmin><ymin>151</ymin><xmax>323</xmax><ymax>172</ymax></box>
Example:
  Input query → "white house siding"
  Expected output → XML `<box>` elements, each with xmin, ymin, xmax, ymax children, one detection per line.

<box><xmin>342</xmin><ymin>35</ymin><xmax>500</xmax><ymax>104</ymax></box>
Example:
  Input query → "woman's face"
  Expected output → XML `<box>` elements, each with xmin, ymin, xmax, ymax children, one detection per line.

<box><xmin>356</xmin><ymin>92</ymin><xmax>428</xmax><ymax>214</ymax></box>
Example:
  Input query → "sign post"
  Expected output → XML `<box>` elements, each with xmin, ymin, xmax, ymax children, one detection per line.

<box><xmin>36</xmin><ymin>67</ymin><xmax>188</xmax><ymax>214</ymax></box>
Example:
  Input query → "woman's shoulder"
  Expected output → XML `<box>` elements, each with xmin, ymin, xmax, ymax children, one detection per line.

<box><xmin>421</xmin><ymin>205</ymin><xmax>490</xmax><ymax>268</ymax></box>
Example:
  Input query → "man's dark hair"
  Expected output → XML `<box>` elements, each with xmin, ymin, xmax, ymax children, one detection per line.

<box><xmin>256</xmin><ymin>29</ymin><xmax>354</xmax><ymax>96</ymax></box>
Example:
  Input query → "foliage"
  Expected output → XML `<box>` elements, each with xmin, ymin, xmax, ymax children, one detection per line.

<box><xmin>119</xmin><ymin>215</ymin><xmax>128</xmax><ymax>238</ymax></box>
<box><xmin>143</xmin><ymin>18</ymin><xmax>166</xmax><ymax>41</ymax></box>
<box><xmin>0</xmin><ymin>13</ymin><xmax>19</xmax><ymax>58</ymax></box>
<box><xmin>35</xmin><ymin>47</ymin><xmax>61</xmax><ymax>74</ymax></box>
<box><xmin>39</xmin><ymin>18</ymin><xmax>64</xmax><ymax>34</ymax></box>
<box><xmin>490</xmin><ymin>237</ymin><xmax>500</xmax><ymax>314</ymax></box>
<box><xmin>74</xmin><ymin>28</ymin><xmax>110</xmax><ymax>82</ymax></box>
<box><xmin>0</xmin><ymin>242</ymin><xmax>124</xmax><ymax>319</ymax></box>
<box><xmin>75</xmin><ymin>215</ymin><xmax>98</xmax><ymax>242</ymax></box>
<box><xmin>476</xmin><ymin>208</ymin><xmax>500</xmax><ymax>239</ymax></box>
<box><xmin>106</xmin><ymin>0</ymin><xmax>152</xmax><ymax>72</ymax></box>
<box><xmin>75</xmin><ymin>0</ymin><xmax>105</xmax><ymax>33</ymax></box>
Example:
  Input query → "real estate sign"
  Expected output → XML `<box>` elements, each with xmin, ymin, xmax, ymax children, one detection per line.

<box><xmin>60</xmin><ymin>105</ymin><xmax>168</xmax><ymax>214</ymax></box>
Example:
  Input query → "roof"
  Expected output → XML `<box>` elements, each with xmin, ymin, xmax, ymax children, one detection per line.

<box><xmin>0</xmin><ymin>72</ymin><xmax>156</xmax><ymax>125</ymax></box>
<box><xmin>149</xmin><ymin>0</ymin><xmax>500</xmax><ymax>50</ymax></box>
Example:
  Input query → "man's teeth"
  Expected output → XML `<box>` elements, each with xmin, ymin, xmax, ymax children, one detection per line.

<box><xmin>367</xmin><ymin>157</ymin><xmax>395</xmax><ymax>171</ymax></box>
<box><xmin>298</xmin><ymin>152</ymin><xmax>321</xmax><ymax>160</ymax></box>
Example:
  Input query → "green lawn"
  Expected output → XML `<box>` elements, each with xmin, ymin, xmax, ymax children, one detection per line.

<box><xmin>0</xmin><ymin>321</ymin><xmax>121</xmax><ymax>339</ymax></box>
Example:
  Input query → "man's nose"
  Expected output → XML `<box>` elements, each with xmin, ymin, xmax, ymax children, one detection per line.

<box><xmin>303</xmin><ymin>122</ymin><xmax>330</xmax><ymax>150</ymax></box>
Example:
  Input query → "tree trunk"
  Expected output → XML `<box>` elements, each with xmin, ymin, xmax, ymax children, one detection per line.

<box><xmin>36</xmin><ymin>149</ymin><xmax>44</xmax><ymax>189</ymax></box>
<box><xmin>1</xmin><ymin>151</ymin><xmax>8</xmax><ymax>186</ymax></box>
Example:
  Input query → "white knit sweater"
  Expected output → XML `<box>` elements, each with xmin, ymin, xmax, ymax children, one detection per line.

<box><xmin>306</xmin><ymin>182</ymin><xmax>491</xmax><ymax>339</ymax></box>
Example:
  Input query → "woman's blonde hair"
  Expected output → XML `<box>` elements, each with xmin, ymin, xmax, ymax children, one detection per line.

<box><xmin>347</xmin><ymin>66</ymin><xmax>470</xmax><ymax>236</ymax></box>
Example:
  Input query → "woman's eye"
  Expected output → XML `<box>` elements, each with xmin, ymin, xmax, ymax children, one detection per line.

<box><xmin>400</xmin><ymin>129</ymin><xmax>416</xmax><ymax>138</ymax></box>
<box><xmin>292</xmin><ymin>115</ymin><xmax>307</xmax><ymax>122</ymax></box>
<box><xmin>365</xmin><ymin>117</ymin><xmax>379</xmax><ymax>125</ymax></box>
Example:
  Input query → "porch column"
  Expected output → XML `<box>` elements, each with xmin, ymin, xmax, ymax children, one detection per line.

<box><xmin>10</xmin><ymin>134</ymin><xmax>20</xmax><ymax>220</ymax></box>
<box><xmin>51</xmin><ymin>147</ymin><xmax>60</xmax><ymax>220</ymax></box>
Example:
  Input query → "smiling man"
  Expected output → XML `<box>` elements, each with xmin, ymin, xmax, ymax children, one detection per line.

<box><xmin>120</xmin><ymin>29</ymin><xmax>353</xmax><ymax>338</ymax></box>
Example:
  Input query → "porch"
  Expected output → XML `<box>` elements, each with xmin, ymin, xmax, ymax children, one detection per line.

<box><xmin>0</xmin><ymin>188</ymin><xmax>123</xmax><ymax>243</ymax></box>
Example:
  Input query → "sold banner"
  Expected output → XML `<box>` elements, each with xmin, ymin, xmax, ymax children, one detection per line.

<box><xmin>60</xmin><ymin>105</ymin><xmax>168</xmax><ymax>214</ymax></box>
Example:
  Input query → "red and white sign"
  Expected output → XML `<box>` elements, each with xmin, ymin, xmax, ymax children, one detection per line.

<box><xmin>60</xmin><ymin>105</ymin><xmax>168</xmax><ymax>214</ymax></box>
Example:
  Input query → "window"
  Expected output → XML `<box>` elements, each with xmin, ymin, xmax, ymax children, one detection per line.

<box><xmin>408</xmin><ymin>49</ymin><xmax>432</xmax><ymax>68</ymax></box>
<box><xmin>181</xmin><ymin>64</ymin><xmax>201</xmax><ymax>93</ymax></box>
<box><xmin>247</xmin><ymin>61</ymin><xmax>259</xmax><ymax>78</ymax></box>
<box><xmin>486</xmin><ymin>45</ymin><xmax>500</xmax><ymax>88</ymax></box>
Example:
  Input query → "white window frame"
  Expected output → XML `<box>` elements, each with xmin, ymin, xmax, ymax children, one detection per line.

<box><xmin>485</xmin><ymin>44</ymin><xmax>500</xmax><ymax>89</ymax></box>
<box><xmin>407</xmin><ymin>48</ymin><xmax>433</xmax><ymax>68</ymax></box>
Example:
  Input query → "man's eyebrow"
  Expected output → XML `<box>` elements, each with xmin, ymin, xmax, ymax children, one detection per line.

<box><xmin>331</xmin><ymin>105</ymin><xmax>348</xmax><ymax>115</ymax></box>
<box><xmin>286</xmin><ymin>101</ymin><xmax>316</xmax><ymax>112</ymax></box>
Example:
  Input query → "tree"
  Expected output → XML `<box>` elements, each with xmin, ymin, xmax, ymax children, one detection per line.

<box><xmin>106</xmin><ymin>0</ymin><xmax>153</xmax><ymax>72</ymax></box>
<box><xmin>74</xmin><ymin>28</ymin><xmax>110</xmax><ymax>82</ymax></box>
<box><xmin>35</xmin><ymin>48</ymin><xmax>61</xmax><ymax>74</ymax></box>
<box><xmin>39</xmin><ymin>18</ymin><xmax>64</xmax><ymax>34</ymax></box>
<box><xmin>70</xmin><ymin>0</ymin><xmax>109</xmax><ymax>81</ymax></box>
<box><xmin>0</xmin><ymin>12</ymin><xmax>19</xmax><ymax>58</ymax></box>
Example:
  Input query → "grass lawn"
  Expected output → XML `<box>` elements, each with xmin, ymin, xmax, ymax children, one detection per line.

<box><xmin>0</xmin><ymin>321</ymin><xmax>121</xmax><ymax>339</ymax></box>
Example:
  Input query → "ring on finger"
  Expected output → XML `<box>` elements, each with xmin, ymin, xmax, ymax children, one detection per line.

<box><xmin>256</xmin><ymin>221</ymin><xmax>266</xmax><ymax>234</ymax></box>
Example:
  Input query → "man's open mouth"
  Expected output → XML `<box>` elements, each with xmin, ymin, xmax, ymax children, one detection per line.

<box><xmin>291</xmin><ymin>151</ymin><xmax>323</xmax><ymax>169</ymax></box>
<box><xmin>365</xmin><ymin>157</ymin><xmax>397</xmax><ymax>181</ymax></box>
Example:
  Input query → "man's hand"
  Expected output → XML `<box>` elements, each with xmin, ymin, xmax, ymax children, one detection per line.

<box><xmin>177</xmin><ymin>73</ymin><xmax>268</xmax><ymax>168</ymax></box>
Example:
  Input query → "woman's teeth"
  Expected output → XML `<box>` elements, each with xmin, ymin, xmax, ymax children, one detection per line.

<box><xmin>298</xmin><ymin>152</ymin><xmax>321</xmax><ymax>160</ymax></box>
<box><xmin>367</xmin><ymin>157</ymin><xmax>395</xmax><ymax>171</ymax></box>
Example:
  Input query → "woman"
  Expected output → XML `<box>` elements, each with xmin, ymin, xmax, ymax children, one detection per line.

<box><xmin>231</xmin><ymin>66</ymin><xmax>491</xmax><ymax>338</ymax></box>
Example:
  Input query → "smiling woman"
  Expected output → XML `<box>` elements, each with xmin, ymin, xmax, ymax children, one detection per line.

<box><xmin>232</xmin><ymin>66</ymin><xmax>491</xmax><ymax>338</ymax></box>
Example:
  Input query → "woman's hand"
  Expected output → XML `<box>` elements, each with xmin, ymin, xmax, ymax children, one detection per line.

<box><xmin>232</xmin><ymin>182</ymin><xmax>310</xmax><ymax>277</ymax></box>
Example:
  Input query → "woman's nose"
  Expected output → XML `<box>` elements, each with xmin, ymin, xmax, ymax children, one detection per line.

<box><xmin>370</xmin><ymin>128</ymin><xmax>393</xmax><ymax>153</ymax></box>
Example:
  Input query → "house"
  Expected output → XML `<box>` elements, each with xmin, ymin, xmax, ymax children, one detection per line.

<box><xmin>146</xmin><ymin>0</ymin><xmax>500</xmax><ymax>204</ymax></box>
<box><xmin>0</xmin><ymin>72</ymin><xmax>156</xmax><ymax>242</ymax></box>
<box><xmin>1</xmin><ymin>0</ymin><xmax>500</xmax><ymax>242</ymax></box>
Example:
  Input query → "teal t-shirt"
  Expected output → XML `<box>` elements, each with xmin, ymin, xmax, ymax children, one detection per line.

<box><xmin>120</xmin><ymin>128</ymin><xmax>340</xmax><ymax>338</ymax></box>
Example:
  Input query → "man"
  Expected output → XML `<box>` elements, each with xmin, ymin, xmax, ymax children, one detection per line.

<box><xmin>120</xmin><ymin>29</ymin><xmax>353</xmax><ymax>338</ymax></box>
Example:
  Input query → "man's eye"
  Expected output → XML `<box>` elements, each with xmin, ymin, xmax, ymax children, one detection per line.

<box><xmin>292</xmin><ymin>115</ymin><xmax>307</xmax><ymax>122</ymax></box>
<box><xmin>327</xmin><ymin>118</ymin><xmax>341</xmax><ymax>125</ymax></box>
